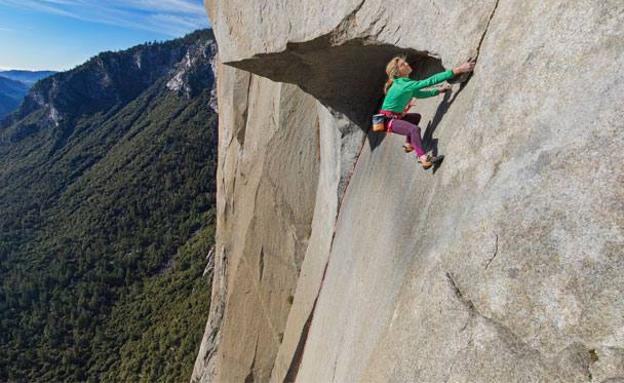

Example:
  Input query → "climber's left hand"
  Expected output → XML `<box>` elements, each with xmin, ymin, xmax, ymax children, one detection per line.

<box><xmin>438</xmin><ymin>84</ymin><xmax>452</xmax><ymax>93</ymax></box>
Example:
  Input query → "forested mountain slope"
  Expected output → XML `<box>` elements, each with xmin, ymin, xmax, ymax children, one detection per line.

<box><xmin>0</xmin><ymin>29</ymin><xmax>218</xmax><ymax>382</ymax></box>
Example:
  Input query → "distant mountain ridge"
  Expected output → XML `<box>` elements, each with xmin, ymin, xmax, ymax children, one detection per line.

<box><xmin>0</xmin><ymin>70</ymin><xmax>55</xmax><ymax>120</ymax></box>
<box><xmin>0</xmin><ymin>75</ymin><xmax>28</xmax><ymax>97</ymax></box>
<box><xmin>0</xmin><ymin>76</ymin><xmax>29</xmax><ymax>119</ymax></box>
<box><xmin>0</xmin><ymin>70</ymin><xmax>56</xmax><ymax>86</ymax></box>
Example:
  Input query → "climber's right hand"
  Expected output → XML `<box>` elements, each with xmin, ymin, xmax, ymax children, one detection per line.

<box><xmin>453</xmin><ymin>60</ymin><xmax>476</xmax><ymax>75</ymax></box>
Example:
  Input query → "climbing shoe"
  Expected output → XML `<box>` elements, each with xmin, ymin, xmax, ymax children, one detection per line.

<box><xmin>419</xmin><ymin>154</ymin><xmax>444</xmax><ymax>170</ymax></box>
<box><xmin>403</xmin><ymin>143</ymin><xmax>414</xmax><ymax>153</ymax></box>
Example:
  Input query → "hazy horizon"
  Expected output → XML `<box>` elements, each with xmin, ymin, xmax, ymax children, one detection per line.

<box><xmin>0</xmin><ymin>67</ymin><xmax>56</xmax><ymax>72</ymax></box>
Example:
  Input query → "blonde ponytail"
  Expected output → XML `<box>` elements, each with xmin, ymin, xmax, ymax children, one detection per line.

<box><xmin>383</xmin><ymin>79</ymin><xmax>393</xmax><ymax>95</ymax></box>
<box><xmin>383</xmin><ymin>54</ymin><xmax>407</xmax><ymax>94</ymax></box>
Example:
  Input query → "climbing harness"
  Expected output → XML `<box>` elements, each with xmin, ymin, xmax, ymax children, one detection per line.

<box><xmin>371</xmin><ymin>110</ymin><xmax>403</xmax><ymax>133</ymax></box>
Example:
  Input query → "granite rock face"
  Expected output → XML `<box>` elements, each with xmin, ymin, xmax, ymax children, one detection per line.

<box><xmin>193</xmin><ymin>1</ymin><xmax>624</xmax><ymax>382</ymax></box>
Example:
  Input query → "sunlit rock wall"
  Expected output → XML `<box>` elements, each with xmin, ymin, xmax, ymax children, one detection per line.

<box><xmin>194</xmin><ymin>1</ymin><xmax>624</xmax><ymax>382</ymax></box>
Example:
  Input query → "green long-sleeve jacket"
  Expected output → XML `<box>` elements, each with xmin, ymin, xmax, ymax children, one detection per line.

<box><xmin>380</xmin><ymin>69</ymin><xmax>454</xmax><ymax>112</ymax></box>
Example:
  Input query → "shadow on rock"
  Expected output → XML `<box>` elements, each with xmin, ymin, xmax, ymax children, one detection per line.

<box><xmin>423</xmin><ymin>81</ymin><xmax>470</xmax><ymax>161</ymax></box>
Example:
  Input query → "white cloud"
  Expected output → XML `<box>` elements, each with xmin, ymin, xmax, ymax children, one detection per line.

<box><xmin>0</xmin><ymin>0</ymin><xmax>210</xmax><ymax>36</ymax></box>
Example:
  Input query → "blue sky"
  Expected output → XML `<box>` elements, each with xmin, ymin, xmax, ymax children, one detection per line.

<box><xmin>0</xmin><ymin>0</ymin><xmax>211</xmax><ymax>72</ymax></box>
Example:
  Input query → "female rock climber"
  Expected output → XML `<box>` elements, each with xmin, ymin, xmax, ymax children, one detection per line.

<box><xmin>378</xmin><ymin>55</ymin><xmax>475</xmax><ymax>169</ymax></box>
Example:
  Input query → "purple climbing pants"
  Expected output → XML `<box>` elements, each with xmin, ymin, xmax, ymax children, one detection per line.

<box><xmin>387</xmin><ymin>112</ymin><xmax>426</xmax><ymax>157</ymax></box>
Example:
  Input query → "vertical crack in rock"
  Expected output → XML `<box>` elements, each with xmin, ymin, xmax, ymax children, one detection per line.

<box><xmin>331</xmin><ymin>353</ymin><xmax>339</xmax><ymax>383</ymax></box>
<box><xmin>474</xmin><ymin>0</ymin><xmax>501</xmax><ymax>65</ymax></box>
<box><xmin>237</xmin><ymin>74</ymin><xmax>254</xmax><ymax>146</ymax></box>
<box><xmin>315</xmin><ymin>118</ymin><xmax>321</xmax><ymax>162</ymax></box>
<box><xmin>225</xmin><ymin>72</ymin><xmax>252</xmax><ymax>149</ymax></box>
<box><xmin>259</xmin><ymin>246</ymin><xmax>265</xmax><ymax>282</ymax></box>
<box><xmin>422</xmin><ymin>0</ymin><xmax>500</xmax><ymax>156</ymax></box>
<box><xmin>484</xmin><ymin>232</ymin><xmax>499</xmax><ymax>270</ymax></box>
<box><xmin>446</xmin><ymin>272</ymin><xmax>476</xmax><ymax>313</ymax></box>
<box><xmin>336</xmin><ymin>135</ymin><xmax>367</xmax><ymax>213</ymax></box>
<box><xmin>457</xmin><ymin>0</ymin><xmax>501</xmax><ymax>87</ymax></box>
<box><xmin>244</xmin><ymin>334</ymin><xmax>260</xmax><ymax>383</ymax></box>
<box><xmin>587</xmin><ymin>348</ymin><xmax>598</xmax><ymax>381</ymax></box>
<box><xmin>238</xmin><ymin>240</ymin><xmax>287</xmax><ymax>345</ymax></box>
<box><xmin>284</xmin><ymin>260</ymin><xmax>331</xmax><ymax>382</ymax></box>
